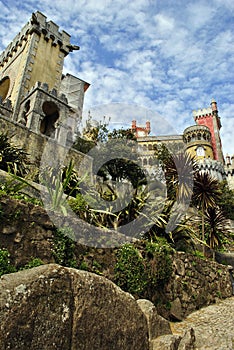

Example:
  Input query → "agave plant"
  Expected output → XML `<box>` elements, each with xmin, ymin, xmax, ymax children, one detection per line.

<box><xmin>40</xmin><ymin>160</ymin><xmax>85</xmax><ymax>215</ymax></box>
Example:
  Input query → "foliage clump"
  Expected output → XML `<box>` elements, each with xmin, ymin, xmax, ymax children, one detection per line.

<box><xmin>114</xmin><ymin>240</ymin><xmax>173</xmax><ymax>298</ymax></box>
<box><xmin>53</xmin><ymin>227</ymin><xmax>77</xmax><ymax>268</ymax></box>
<box><xmin>0</xmin><ymin>249</ymin><xmax>16</xmax><ymax>277</ymax></box>
<box><xmin>0</xmin><ymin>133</ymin><xmax>29</xmax><ymax>176</ymax></box>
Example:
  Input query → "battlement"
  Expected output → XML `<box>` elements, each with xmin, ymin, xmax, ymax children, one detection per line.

<box><xmin>225</xmin><ymin>154</ymin><xmax>234</xmax><ymax>171</ymax></box>
<box><xmin>192</xmin><ymin>107</ymin><xmax>213</xmax><ymax>118</ymax></box>
<box><xmin>197</xmin><ymin>159</ymin><xmax>226</xmax><ymax>181</ymax></box>
<box><xmin>0</xmin><ymin>11</ymin><xmax>78</xmax><ymax>66</ymax></box>
<box><xmin>23</xmin><ymin>81</ymin><xmax>68</xmax><ymax>105</ymax></box>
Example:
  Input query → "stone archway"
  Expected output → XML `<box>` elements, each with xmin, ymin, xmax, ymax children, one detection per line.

<box><xmin>40</xmin><ymin>101</ymin><xmax>59</xmax><ymax>138</ymax></box>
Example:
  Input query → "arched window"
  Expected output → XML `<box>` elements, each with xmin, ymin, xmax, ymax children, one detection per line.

<box><xmin>40</xmin><ymin>101</ymin><xmax>59</xmax><ymax>138</ymax></box>
<box><xmin>143</xmin><ymin>158</ymin><xmax>147</xmax><ymax>166</ymax></box>
<box><xmin>0</xmin><ymin>77</ymin><xmax>10</xmax><ymax>101</ymax></box>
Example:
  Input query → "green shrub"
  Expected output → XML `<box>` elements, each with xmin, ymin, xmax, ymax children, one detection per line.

<box><xmin>0</xmin><ymin>249</ymin><xmax>16</xmax><ymax>277</ymax></box>
<box><xmin>193</xmin><ymin>250</ymin><xmax>205</xmax><ymax>259</ymax></box>
<box><xmin>0</xmin><ymin>132</ymin><xmax>29</xmax><ymax>176</ymax></box>
<box><xmin>144</xmin><ymin>240</ymin><xmax>173</xmax><ymax>288</ymax></box>
<box><xmin>79</xmin><ymin>260</ymin><xmax>89</xmax><ymax>271</ymax></box>
<box><xmin>53</xmin><ymin>227</ymin><xmax>77</xmax><ymax>268</ymax></box>
<box><xmin>114</xmin><ymin>240</ymin><xmax>173</xmax><ymax>298</ymax></box>
<box><xmin>22</xmin><ymin>257</ymin><xmax>44</xmax><ymax>270</ymax></box>
<box><xmin>114</xmin><ymin>244</ymin><xmax>147</xmax><ymax>295</ymax></box>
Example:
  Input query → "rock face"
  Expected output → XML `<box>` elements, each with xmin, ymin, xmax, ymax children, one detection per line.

<box><xmin>137</xmin><ymin>299</ymin><xmax>196</xmax><ymax>350</ymax></box>
<box><xmin>137</xmin><ymin>299</ymin><xmax>172</xmax><ymax>340</ymax></box>
<box><xmin>0</xmin><ymin>264</ymin><xmax>149</xmax><ymax>350</ymax></box>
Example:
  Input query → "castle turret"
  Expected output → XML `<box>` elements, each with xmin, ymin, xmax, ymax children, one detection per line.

<box><xmin>183</xmin><ymin>124</ymin><xmax>214</xmax><ymax>160</ymax></box>
<box><xmin>131</xmin><ymin>120</ymin><xmax>151</xmax><ymax>138</ymax></box>
<box><xmin>193</xmin><ymin>99</ymin><xmax>224</xmax><ymax>164</ymax></box>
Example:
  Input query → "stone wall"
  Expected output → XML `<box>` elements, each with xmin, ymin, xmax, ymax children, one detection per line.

<box><xmin>0</xmin><ymin>195</ymin><xmax>232</xmax><ymax>322</ymax></box>
<box><xmin>164</xmin><ymin>252</ymin><xmax>232</xmax><ymax>320</ymax></box>
<box><xmin>0</xmin><ymin>114</ymin><xmax>92</xmax><ymax>173</ymax></box>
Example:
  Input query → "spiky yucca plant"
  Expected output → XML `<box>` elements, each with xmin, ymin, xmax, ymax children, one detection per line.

<box><xmin>192</xmin><ymin>172</ymin><xmax>221</xmax><ymax>253</ymax></box>
<box><xmin>204</xmin><ymin>207</ymin><xmax>230</xmax><ymax>251</ymax></box>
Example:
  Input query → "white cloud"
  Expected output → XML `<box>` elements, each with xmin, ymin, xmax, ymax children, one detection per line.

<box><xmin>0</xmin><ymin>0</ymin><xmax>233</xmax><ymax>157</ymax></box>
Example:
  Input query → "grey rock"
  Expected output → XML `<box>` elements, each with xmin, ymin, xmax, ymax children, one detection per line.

<box><xmin>137</xmin><ymin>299</ymin><xmax>172</xmax><ymax>340</ymax></box>
<box><xmin>178</xmin><ymin>328</ymin><xmax>195</xmax><ymax>350</ymax></box>
<box><xmin>170</xmin><ymin>297</ymin><xmax>183</xmax><ymax>321</ymax></box>
<box><xmin>0</xmin><ymin>264</ymin><xmax>149</xmax><ymax>350</ymax></box>
<box><xmin>151</xmin><ymin>334</ymin><xmax>181</xmax><ymax>350</ymax></box>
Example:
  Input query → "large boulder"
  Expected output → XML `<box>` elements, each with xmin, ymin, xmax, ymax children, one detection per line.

<box><xmin>0</xmin><ymin>264</ymin><xmax>149</xmax><ymax>350</ymax></box>
<box><xmin>137</xmin><ymin>299</ymin><xmax>172</xmax><ymax>340</ymax></box>
<box><xmin>150</xmin><ymin>329</ymin><xmax>195</xmax><ymax>350</ymax></box>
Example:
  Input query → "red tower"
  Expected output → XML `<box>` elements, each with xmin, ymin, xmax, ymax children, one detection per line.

<box><xmin>131</xmin><ymin>120</ymin><xmax>151</xmax><ymax>138</ymax></box>
<box><xmin>193</xmin><ymin>99</ymin><xmax>224</xmax><ymax>163</ymax></box>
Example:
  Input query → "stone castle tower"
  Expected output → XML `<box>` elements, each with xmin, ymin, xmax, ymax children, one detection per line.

<box><xmin>0</xmin><ymin>11</ymin><xmax>89</xmax><ymax>166</ymax></box>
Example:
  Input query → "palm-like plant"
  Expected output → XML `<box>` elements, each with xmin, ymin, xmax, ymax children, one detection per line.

<box><xmin>192</xmin><ymin>172</ymin><xmax>221</xmax><ymax>253</ymax></box>
<box><xmin>155</xmin><ymin>144</ymin><xmax>197</xmax><ymax>203</ymax></box>
<box><xmin>204</xmin><ymin>207</ymin><xmax>230</xmax><ymax>252</ymax></box>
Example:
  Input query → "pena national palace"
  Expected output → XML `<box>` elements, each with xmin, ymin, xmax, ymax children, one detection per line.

<box><xmin>0</xmin><ymin>11</ymin><xmax>233</xmax><ymax>189</ymax></box>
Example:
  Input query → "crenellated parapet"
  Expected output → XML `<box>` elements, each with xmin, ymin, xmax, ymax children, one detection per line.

<box><xmin>0</xmin><ymin>11</ymin><xmax>78</xmax><ymax>67</ymax></box>
<box><xmin>197</xmin><ymin>159</ymin><xmax>226</xmax><ymax>181</ymax></box>
<box><xmin>183</xmin><ymin>124</ymin><xmax>211</xmax><ymax>143</ymax></box>
<box><xmin>23</xmin><ymin>81</ymin><xmax>68</xmax><ymax>105</ymax></box>
<box><xmin>192</xmin><ymin>99</ymin><xmax>223</xmax><ymax>163</ymax></box>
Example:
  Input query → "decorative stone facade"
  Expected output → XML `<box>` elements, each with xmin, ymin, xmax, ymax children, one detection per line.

<box><xmin>133</xmin><ymin>99</ymin><xmax>233</xmax><ymax>187</ymax></box>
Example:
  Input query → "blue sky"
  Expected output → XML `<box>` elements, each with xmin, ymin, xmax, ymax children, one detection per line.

<box><xmin>0</xmin><ymin>0</ymin><xmax>233</xmax><ymax>157</ymax></box>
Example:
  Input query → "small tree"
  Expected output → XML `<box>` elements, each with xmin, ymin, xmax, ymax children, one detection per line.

<box><xmin>217</xmin><ymin>181</ymin><xmax>234</xmax><ymax>220</ymax></box>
